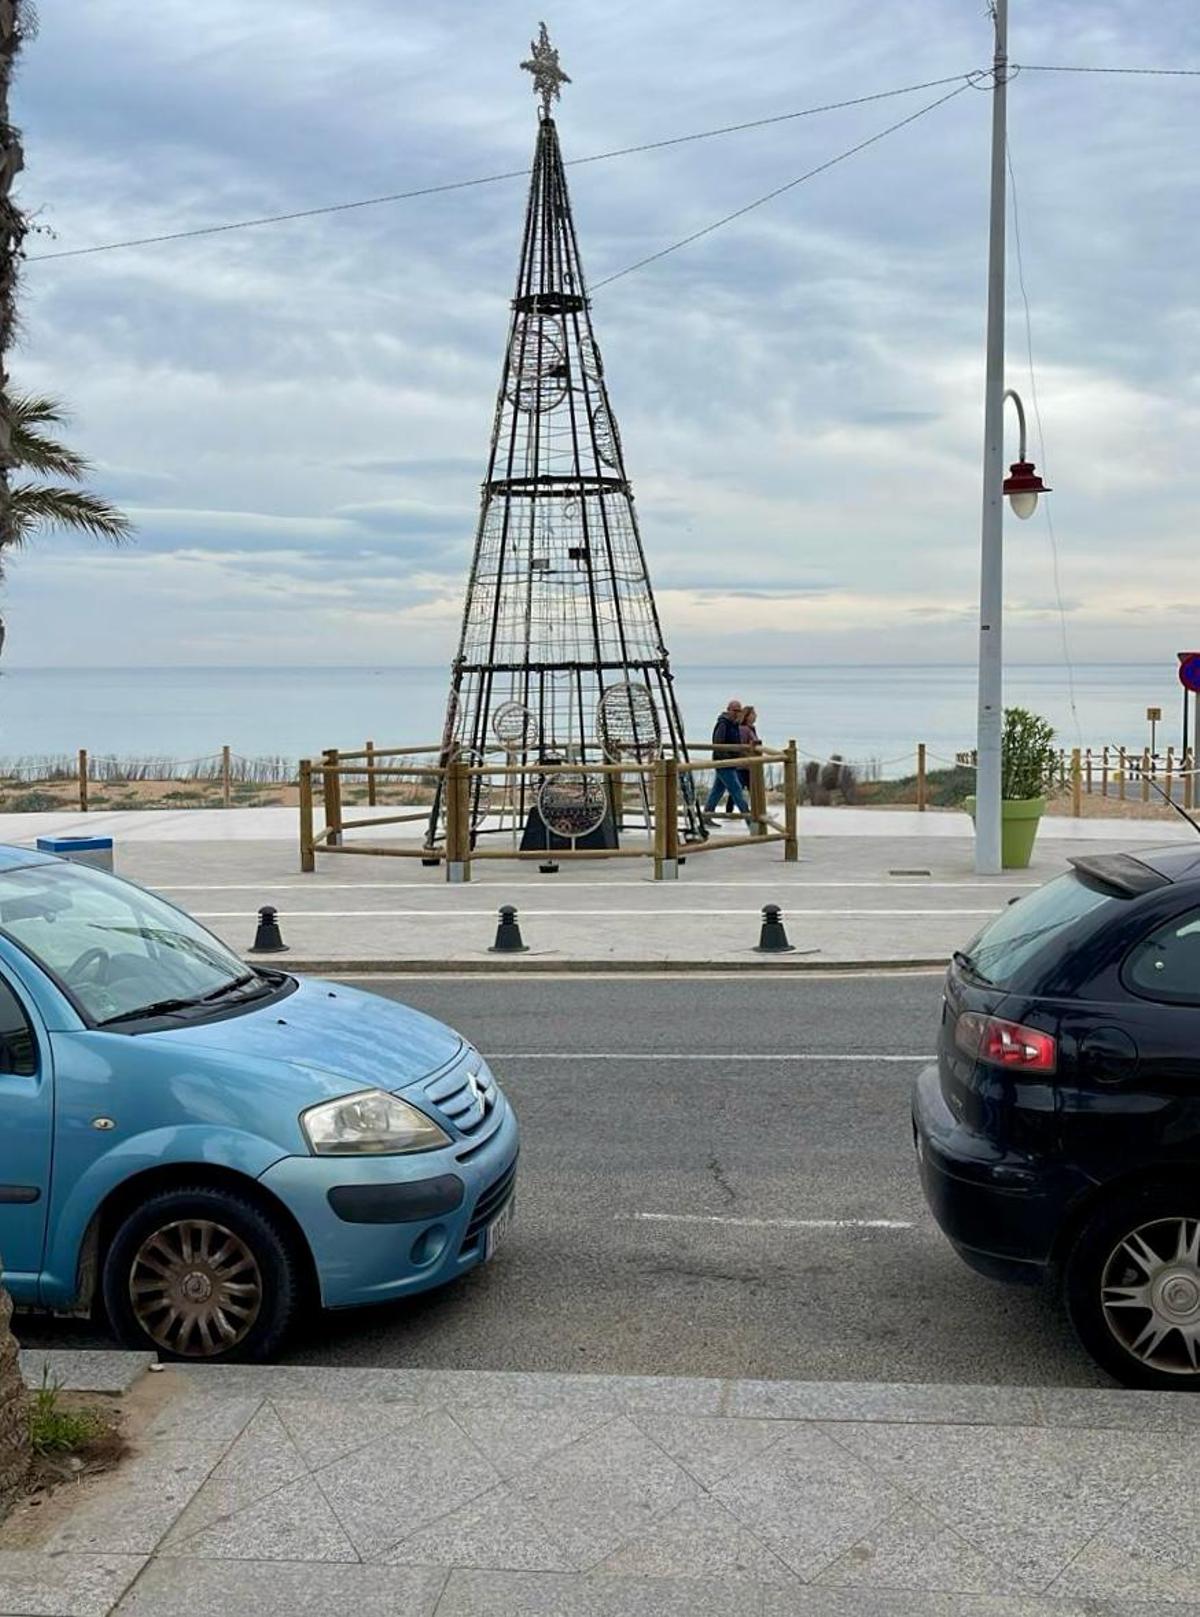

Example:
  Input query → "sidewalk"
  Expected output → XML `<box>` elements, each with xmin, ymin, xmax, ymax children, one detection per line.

<box><xmin>4</xmin><ymin>1359</ymin><xmax>1198</xmax><ymax>1614</ymax></box>
<box><xmin>2</xmin><ymin>807</ymin><xmax>1193</xmax><ymax>971</ymax></box>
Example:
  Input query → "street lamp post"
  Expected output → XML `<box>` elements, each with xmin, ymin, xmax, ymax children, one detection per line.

<box><xmin>974</xmin><ymin>1</ymin><xmax>1051</xmax><ymax>873</ymax></box>
<box><xmin>975</xmin><ymin>0</ymin><xmax>1010</xmax><ymax>876</ymax></box>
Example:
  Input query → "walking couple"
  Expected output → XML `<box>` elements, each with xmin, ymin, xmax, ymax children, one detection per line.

<box><xmin>703</xmin><ymin>698</ymin><xmax>760</xmax><ymax>827</ymax></box>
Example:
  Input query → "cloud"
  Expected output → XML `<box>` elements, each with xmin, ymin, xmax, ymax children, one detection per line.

<box><xmin>5</xmin><ymin>0</ymin><xmax>1199</xmax><ymax>694</ymax></box>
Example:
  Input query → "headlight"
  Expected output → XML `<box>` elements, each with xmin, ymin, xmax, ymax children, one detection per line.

<box><xmin>300</xmin><ymin>1090</ymin><xmax>451</xmax><ymax>1156</ymax></box>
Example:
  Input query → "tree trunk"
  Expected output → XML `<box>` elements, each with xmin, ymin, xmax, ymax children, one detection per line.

<box><xmin>0</xmin><ymin>0</ymin><xmax>26</xmax><ymax>545</ymax></box>
<box><xmin>0</xmin><ymin>2</ymin><xmax>28</xmax><ymax>1515</ymax></box>
<box><xmin>0</xmin><ymin>1276</ymin><xmax>27</xmax><ymax>1510</ymax></box>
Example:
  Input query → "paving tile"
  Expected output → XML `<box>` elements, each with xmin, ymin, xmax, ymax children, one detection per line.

<box><xmin>172</xmin><ymin>1364</ymin><xmax>445</xmax><ymax>1404</ymax></box>
<box><xmin>759</xmin><ymin>1590</ymin><xmax>1159</xmax><ymax>1615</ymax></box>
<box><xmin>271</xmin><ymin>1394</ymin><xmax>425</xmax><ymax>1468</ymax></box>
<box><xmin>1051</xmin><ymin>1441</ymin><xmax>1200</xmax><ymax>1602</ymax></box>
<box><xmin>0</xmin><ymin>1552</ymin><xmax>145</xmax><ymax>1617</ymax></box>
<box><xmin>19</xmin><ymin>1350</ymin><xmax>153</xmax><ymax>1395</ymax></box>
<box><xmin>506</xmin><ymin>1413</ymin><xmax>701</xmax><ymax>1569</ymax></box>
<box><xmin>827</xmin><ymin>1420</ymin><xmax>1163</xmax><ymax>1588</ymax></box>
<box><xmin>141</xmin><ymin>1390</ymin><xmax>262</xmax><ymax>1446</ymax></box>
<box><xmin>385</xmin><ymin>1483</ymin><xmax>572</xmax><ymax>1571</ymax></box>
<box><xmin>452</xmin><ymin>1404</ymin><xmax>615</xmax><ymax>1478</ymax></box>
<box><xmin>316</xmin><ymin>1408</ymin><xmax>499</xmax><ymax>1558</ymax></box>
<box><xmin>815</xmin><ymin>1501</ymin><xmax>1034</xmax><ymax>1595</ymax></box>
<box><xmin>596</xmin><ymin>1495</ymin><xmax>798</xmax><ymax>1585</ymax></box>
<box><xmin>46</xmin><ymin>1442</ymin><xmax>228</xmax><ymax>1555</ymax></box>
<box><xmin>632</xmin><ymin>1412</ymin><xmax>789</xmax><ymax>1488</ymax></box>
<box><xmin>710</xmin><ymin>1422</ymin><xmax>904</xmax><ymax>1580</ymax></box>
<box><xmin>160</xmin><ymin>1403</ymin><xmax>308</xmax><ymax>1545</ymax></box>
<box><xmin>158</xmin><ymin>1475</ymin><xmax>358</xmax><ymax>1562</ymax></box>
<box><xmin>113</xmin><ymin>1560</ymin><xmax>447</xmax><ymax>1616</ymax></box>
<box><xmin>726</xmin><ymin>1380</ymin><xmax>1041</xmax><ymax>1427</ymax></box>
<box><xmin>435</xmin><ymin>1569</ymin><xmax>769</xmax><ymax>1616</ymax></box>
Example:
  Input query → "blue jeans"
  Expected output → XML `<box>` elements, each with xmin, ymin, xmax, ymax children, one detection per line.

<box><xmin>705</xmin><ymin>768</ymin><xmax>750</xmax><ymax>815</ymax></box>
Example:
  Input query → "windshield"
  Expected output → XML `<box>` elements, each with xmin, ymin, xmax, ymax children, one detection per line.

<box><xmin>0</xmin><ymin>861</ymin><xmax>251</xmax><ymax>1025</ymax></box>
<box><xmin>960</xmin><ymin>870</ymin><xmax>1114</xmax><ymax>986</ymax></box>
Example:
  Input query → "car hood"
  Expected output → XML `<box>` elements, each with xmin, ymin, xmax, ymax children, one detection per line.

<box><xmin>142</xmin><ymin>976</ymin><xmax>465</xmax><ymax>1094</ymax></box>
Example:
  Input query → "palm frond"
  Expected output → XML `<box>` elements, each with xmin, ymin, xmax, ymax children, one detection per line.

<box><xmin>6</xmin><ymin>392</ymin><xmax>69</xmax><ymax>431</ymax></box>
<box><xmin>8</xmin><ymin>419</ymin><xmax>87</xmax><ymax>479</ymax></box>
<box><xmin>7</xmin><ymin>483</ymin><xmax>133</xmax><ymax>544</ymax></box>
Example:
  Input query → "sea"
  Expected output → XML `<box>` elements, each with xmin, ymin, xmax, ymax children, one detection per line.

<box><xmin>0</xmin><ymin>663</ymin><xmax>1188</xmax><ymax>778</ymax></box>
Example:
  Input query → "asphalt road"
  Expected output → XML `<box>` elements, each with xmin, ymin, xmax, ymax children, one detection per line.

<box><xmin>22</xmin><ymin>971</ymin><xmax>1106</xmax><ymax>1386</ymax></box>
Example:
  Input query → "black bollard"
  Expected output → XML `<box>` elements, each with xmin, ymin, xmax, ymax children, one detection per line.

<box><xmin>489</xmin><ymin>904</ymin><xmax>529</xmax><ymax>954</ymax></box>
<box><xmin>249</xmin><ymin>905</ymin><xmax>288</xmax><ymax>953</ymax></box>
<box><xmin>539</xmin><ymin>861</ymin><xmax>559</xmax><ymax>875</ymax></box>
<box><xmin>755</xmin><ymin>903</ymin><xmax>794</xmax><ymax>954</ymax></box>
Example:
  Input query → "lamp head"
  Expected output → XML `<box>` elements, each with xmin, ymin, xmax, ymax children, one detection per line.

<box><xmin>1002</xmin><ymin>459</ymin><xmax>1051</xmax><ymax>520</ymax></box>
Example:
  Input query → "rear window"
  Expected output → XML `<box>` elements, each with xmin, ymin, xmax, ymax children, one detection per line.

<box><xmin>962</xmin><ymin>871</ymin><xmax>1114</xmax><ymax>986</ymax></box>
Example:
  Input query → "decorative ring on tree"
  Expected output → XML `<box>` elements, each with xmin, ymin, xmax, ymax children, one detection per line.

<box><xmin>537</xmin><ymin>770</ymin><xmax>607</xmax><ymax>839</ymax></box>
<box><xmin>597</xmin><ymin>681</ymin><xmax>661</xmax><ymax>759</ymax></box>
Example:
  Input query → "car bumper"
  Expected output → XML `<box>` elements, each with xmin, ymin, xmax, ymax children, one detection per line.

<box><xmin>911</xmin><ymin>1063</ymin><xmax>1073</xmax><ymax>1284</ymax></box>
<box><xmin>258</xmin><ymin>1099</ymin><xmax>519</xmax><ymax>1309</ymax></box>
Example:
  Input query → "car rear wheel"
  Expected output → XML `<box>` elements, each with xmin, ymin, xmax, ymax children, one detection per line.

<box><xmin>102</xmin><ymin>1186</ymin><xmax>300</xmax><ymax>1362</ymax></box>
<box><xmin>1065</xmin><ymin>1189</ymin><xmax>1200</xmax><ymax>1390</ymax></box>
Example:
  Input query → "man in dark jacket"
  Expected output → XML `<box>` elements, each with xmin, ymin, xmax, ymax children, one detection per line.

<box><xmin>703</xmin><ymin>699</ymin><xmax>751</xmax><ymax>824</ymax></box>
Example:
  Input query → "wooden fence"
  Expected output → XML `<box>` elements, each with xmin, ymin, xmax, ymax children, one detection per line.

<box><xmin>298</xmin><ymin>741</ymin><xmax>800</xmax><ymax>881</ymax></box>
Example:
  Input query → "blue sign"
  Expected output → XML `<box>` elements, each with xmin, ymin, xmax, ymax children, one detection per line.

<box><xmin>1179</xmin><ymin>653</ymin><xmax>1200</xmax><ymax>694</ymax></box>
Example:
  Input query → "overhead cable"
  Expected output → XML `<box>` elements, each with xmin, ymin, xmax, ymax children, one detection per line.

<box><xmin>591</xmin><ymin>76</ymin><xmax>980</xmax><ymax>291</ymax></box>
<box><xmin>27</xmin><ymin>73</ymin><xmax>976</xmax><ymax>264</ymax></box>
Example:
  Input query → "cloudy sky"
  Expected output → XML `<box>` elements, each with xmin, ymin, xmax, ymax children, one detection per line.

<box><xmin>5</xmin><ymin>0</ymin><xmax>1199</xmax><ymax>668</ymax></box>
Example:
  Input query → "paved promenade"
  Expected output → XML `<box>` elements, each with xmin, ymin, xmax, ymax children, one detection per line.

<box><xmin>1</xmin><ymin>804</ymin><xmax>1188</xmax><ymax>970</ymax></box>
<box><xmin>3</xmin><ymin>1358</ymin><xmax>1198</xmax><ymax>1615</ymax></box>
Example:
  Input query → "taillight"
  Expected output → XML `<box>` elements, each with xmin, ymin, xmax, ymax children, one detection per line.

<box><xmin>955</xmin><ymin>1012</ymin><xmax>1057</xmax><ymax>1073</ymax></box>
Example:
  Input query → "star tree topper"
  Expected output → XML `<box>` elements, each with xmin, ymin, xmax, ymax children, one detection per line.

<box><xmin>521</xmin><ymin>22</ymin><xmax>570</xmax><ymax>114</ymax></box>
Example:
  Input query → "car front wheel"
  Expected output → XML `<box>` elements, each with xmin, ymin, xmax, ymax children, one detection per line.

<box><xmin>1065</xmin><ymin>1189</ymin><xmax>1200</xmax><ymax>1390</ymax></box>
<box><xmin>102</xmin><ymin>1185</ymin><xmax>300</xmax><ymax>1362</ymax></box>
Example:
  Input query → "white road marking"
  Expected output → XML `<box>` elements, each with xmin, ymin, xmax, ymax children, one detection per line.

<box><xmin>621</xmin><ymin>1213</ymin><xmax>915</xmax><ymax>1230</ymax></box>
<box><xmin>490</xmin><ymin>1052</ymin><xmax>927</xmax><ymax>1062</ymax></box>
<box><xmin>195</xmin><ymin>907</ymin><xmax>994</xmax><ymax>919</ymax></box>
<box><xmin>319</xmin><ymin>968</ymin><xmax>949</xmax><ymax>982</ymax></box>
<box><xmin>158</xmin><ymin>880</ymin><xmax>1036</xmax><ymax>892</ymax></box>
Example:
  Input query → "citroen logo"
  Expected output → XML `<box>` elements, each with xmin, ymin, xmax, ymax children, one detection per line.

<box><xmin>465</xmin><ymin>1072</ymin><xmax>486</xmax><ymax>1111</ymax></box>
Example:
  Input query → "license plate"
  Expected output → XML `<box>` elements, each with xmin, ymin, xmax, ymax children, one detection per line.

<box><xmin>485</xmin><ymin>1196</ymin><xmax>515</xmax><ymax>1260</ymax></box>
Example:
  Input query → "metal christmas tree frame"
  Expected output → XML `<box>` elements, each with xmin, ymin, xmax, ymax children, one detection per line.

<box><xmin>430</xmin><ymin>23</ymin><xmax>702</xmax><ymax>851</ymax></box>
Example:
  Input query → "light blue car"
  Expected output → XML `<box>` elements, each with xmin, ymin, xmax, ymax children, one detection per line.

<box><xmin>0</xmin><ymin>846</ymin><xmax>518</xmax><ymax>1360</ymax></box>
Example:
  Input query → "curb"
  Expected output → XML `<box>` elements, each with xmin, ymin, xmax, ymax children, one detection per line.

<box><xmin>241</xmin><ymin>955</ymin><xmax>949</xmax><ymax>975</ymax></box>
<box><xmin>20</xmin><ymin>1349</ymin><xmax>154</xmax><ymax>1394</ymax></box>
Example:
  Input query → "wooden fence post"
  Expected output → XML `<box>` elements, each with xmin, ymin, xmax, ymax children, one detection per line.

<box><xmin>1187</xmin><ymin>750</ymin><xmax>1196</xmax><ymax>813</ymax></box>
<box><xmin>1166</xmin><ymin>746</ymin><xmax>1175</xmax><ymax>803</ymax></box>
<box><xmin>1101</xmin><ymin>745</ymin><xmax>1109</xmax><ymax>798</ymax></box>
<box><xmin>916</xmin><ymin>743</ymin><xmax>927</xmax><ymax>812</ymax></box>
<box><xmin>222</xmin><ymin>744</ymin><xmax>232</xmax><ymax>809</ymax></box>
<box><xmin>444</xmin><ymin>756</ymin><xmax>470</xmax><ymax>882</ymax></box>
<box><xmin>1085</xmin><ymin>747</ymin><xmax>1093</xmax><ymax>796</ymax></box>
<box><xmin>365</xmin><ymin>739</ymin><xmax>377</xmax><ymax>807</ymax></box>
<box><xmin>322</xmin><ymin>748</ymin><xmax>344</xmax><ymax>847</ymax></box>
<box><xmin>1071</xmin><ymin>747</ymin><xmax>1082</xmax><ymax>818</ymax></box>
<box><xmin>652</xmin><ymin>757</ymin><xmax>668</xmax><ymax>880</ymax></box>
<box><xmin>298</xmin><ymin>759</ymin><xmax>315</xmax><ymax>872</ymax></box>
<box><xmin>784</xmin><ymin>740</ymin><xmax>799</xmax><ymax>863</ymax></box>
<box><xmin>78</xmin><ymin>748</ymin><xmax>88</xmax><ymax>813</ymax></box>
<box><xmin>1118</xmin><ymin>746</ymin><xmax>1127</xmax><ymax>801</ymax></box>
<box><xmin>749</xmin><ymin>753</ymin><xmax>767</xmax><ymax>837</ymax></box>
<box><xmin>1142</xmin><ymin>747</ymin><xmax>1151</xmax><ymax>804</ymax></box>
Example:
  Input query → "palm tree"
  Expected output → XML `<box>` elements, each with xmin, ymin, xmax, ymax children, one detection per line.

<box><xmin>2</xmin><ymin>391</ymin><xmax>133</xmax><ymax>566</ymax></box>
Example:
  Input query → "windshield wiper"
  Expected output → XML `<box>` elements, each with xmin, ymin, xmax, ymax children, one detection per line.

<box><xmin>952</xmin><ymin>948</ymin><xmax>990</xmax><ymax>984</ymax></box>
<box><xmin>99</xmin><ymin>995</ymin><xmax>204</xmax><ymax>1026</ymax></box>
<box><xmin>199</xmin><ymin>973</ymin><xmax>261</xmax><ymax>1003</ymax></box>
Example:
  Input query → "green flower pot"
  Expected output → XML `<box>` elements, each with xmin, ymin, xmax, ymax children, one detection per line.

<box><xmin>962</xmin><ymin>795</ymin><xmax>1046</xmax><ymax>870</ymax></box>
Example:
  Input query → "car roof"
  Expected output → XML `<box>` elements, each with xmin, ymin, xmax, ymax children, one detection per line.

<box><xmin>0</xmin><ymin>844</ymin><xmax>60</xmax><ymax>873</ymax></box>
<box><xmin>1129</xmin><ymin>843</ymin><xmax>1200</xmax><ymax>884</ymax></box>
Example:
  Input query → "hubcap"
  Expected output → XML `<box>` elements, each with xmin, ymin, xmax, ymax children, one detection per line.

<box><xmin>128</xmin><ymin>1219</ymin><xmax>263</xmax><ymax>1358</ymax></box>
<box><xmin>1101</xmin><ymin>1217</ymin><xmax>1200</xmax><ymax>1375</ymax></box>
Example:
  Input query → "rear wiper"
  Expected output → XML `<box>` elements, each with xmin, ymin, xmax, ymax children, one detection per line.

<box><xmin>952</xmin><ymin>949</ymin><xmax>990</xmax><ymax>984</ymax></box>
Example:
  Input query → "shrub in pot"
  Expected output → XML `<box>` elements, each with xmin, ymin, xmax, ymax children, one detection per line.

<box><xmin>965</xmin><ymin>706</ymin><xmax>1056</xmax><ymax>868</ymax></box>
